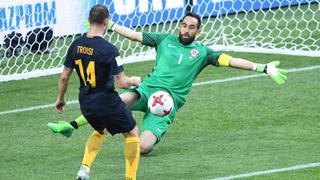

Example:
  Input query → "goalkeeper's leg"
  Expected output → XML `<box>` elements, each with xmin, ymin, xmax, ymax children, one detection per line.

<box><xmin>47</xmin><ymin>115</ymin><xmax>88</xmax><ymax>137</ymax></box>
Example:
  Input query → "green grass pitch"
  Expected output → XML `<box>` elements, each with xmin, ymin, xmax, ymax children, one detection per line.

<box><xmin>0</xmin><ymin>52</ymin><xmax>319</xmax><ymax>179</ymax></box>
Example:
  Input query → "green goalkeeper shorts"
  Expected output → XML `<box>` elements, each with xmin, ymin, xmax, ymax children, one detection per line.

<box><xmin>121</xmin><ymin>84</ymin><xmax>177</xmax><ymax>143</ymax></box>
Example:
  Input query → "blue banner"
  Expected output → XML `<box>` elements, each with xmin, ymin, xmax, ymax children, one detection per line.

<box><xmin>89</xmin><ymin>0</ymin><xmax>315</xmax><ymax>27</ymax></box>
<box><xmin>90</xmin><ymin>0</ymin><xmax>186</xmax><ymax>27</ymax></box>
<box><xmin>0</xmin><ymin>1</ymin><xmax>57</xmax><ymax>32</ymax></box>
<box><xmin>193</xmin><ymin>0</ymin><xmax>316</xmax><ymax>17</ymax></box>
<box><xmin>0</xmin><ymin>0</ymin><xmax>315</xmax><ymax>43</ymax></box>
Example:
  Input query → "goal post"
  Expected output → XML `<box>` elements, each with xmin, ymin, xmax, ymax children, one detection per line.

<box><xmin>0</xmin><ymin>0</ymin><xmax>319</xmax><ymax>82</ymax></box>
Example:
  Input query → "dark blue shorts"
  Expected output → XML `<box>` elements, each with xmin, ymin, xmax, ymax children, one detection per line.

<box><xmin>79</xmin><ymin>91</ymin><xmax>136</xmax><ymax>135</ymax></box>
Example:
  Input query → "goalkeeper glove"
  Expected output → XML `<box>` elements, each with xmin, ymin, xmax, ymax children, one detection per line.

<box><xmin>85</xmin><ymin>20</ymin><xmax>115</xmax><ymax>31</ymax></box>
<box><xmin>108</xmin><ymin>20</ymin><xmax>115</xmax><ymax>31</ymax></box>
<box><xmin>255</xmin><ymin>61</ymin><xmax>288</xmax><ymax>84</ymax></box>
<box><xmin>85</xmin><ymin>20</ymin><xmax>90</xmax><ymax>30</ymax></box>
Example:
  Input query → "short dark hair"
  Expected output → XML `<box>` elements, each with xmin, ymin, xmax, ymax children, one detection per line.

<box><xmin>182</xmin><ymin>12</ymin><xmax>201</xmax><ymax>29</ymax></box>
<box><xmin>89</xmin><ymin>4</ymin><xmax>109</xmax><ymax>25</ymax></box>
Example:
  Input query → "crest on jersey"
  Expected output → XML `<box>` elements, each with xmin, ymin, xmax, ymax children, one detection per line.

<box><xmin>190</xmin><ymin>49</ymin><xmax>199</xmax><ymax>58</ymax></box>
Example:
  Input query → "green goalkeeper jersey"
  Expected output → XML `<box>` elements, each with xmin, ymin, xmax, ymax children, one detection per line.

<box><xmin>141</xmin><ymin>32</ymin><xmax>224</xmax><ymax>108</ymax></box>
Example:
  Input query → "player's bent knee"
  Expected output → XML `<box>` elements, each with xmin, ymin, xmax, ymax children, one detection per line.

<box><xmin>140</xmin><ymin>142</ymin><xmax>153</xmax><ymax>154</ymax></box>
<box><xmin>139</xmin><ymin>130</ymin><xmax>157</xmax><ymax>154</ymax></box>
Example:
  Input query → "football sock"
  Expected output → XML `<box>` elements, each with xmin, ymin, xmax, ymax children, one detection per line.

<box><xmin>82</xmin><ymin>130</ymin><xmax>107</xmax><ymax>168</ymax></box>
<box><xmin>124</xmin><ymin>137</ymin><xmax>140</xmax><ymax>180</ymax></box>
<box><xmin>71</xmin><ymin>115</ymin><xmax>88</xmax><ymax>129</ymax></box>
<box><xmin>69</xmin><ymin>121</ymin><xmax>78</xmax><ymax>129</ymax></box>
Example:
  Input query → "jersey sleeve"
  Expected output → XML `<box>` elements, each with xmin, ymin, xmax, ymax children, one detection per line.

<box><xmin>111</xmin><ymin>47</ymin><xmax>124</xmax><ymax>75</ymax></box>
<box><xmin>142</xmin><ymin>32</ymin><xmax>170</xmax><ymax>47</ymax></box>
<box><xmin>206</xmin><ymin>47</ymin><xmax>232</xmax><ymax>67</ymax></box>
<box><xmin>63</xmin><ymin>42</ymin><xmax>76</xmax><ymax>69</ymax></box>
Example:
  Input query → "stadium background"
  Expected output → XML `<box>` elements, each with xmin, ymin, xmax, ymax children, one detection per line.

<box><xmin>0</xmin><ymin>0</ymin><xmax>313</xmax><ymax>44</ymax></box>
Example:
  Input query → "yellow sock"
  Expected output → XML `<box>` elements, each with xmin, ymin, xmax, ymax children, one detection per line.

<box><xmin>75</xmin><ymin>115</ymin><xmax>88</xmax><ymax>127</ymax></box>
<box><xmin>124</xmin><ymin>137</ymin><xmax>140</xmax><ymax>180</ymax></box>
<box><xmin>82</xmin><ymin>130</ymin><xmax>107</xmax><ymax>168</ymax></box>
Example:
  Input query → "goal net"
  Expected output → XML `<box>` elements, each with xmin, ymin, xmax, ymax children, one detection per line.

<box><xmin>0</xmin><ymin>0</ymin><xmax>319</xmax><ymax>82</ymax></box>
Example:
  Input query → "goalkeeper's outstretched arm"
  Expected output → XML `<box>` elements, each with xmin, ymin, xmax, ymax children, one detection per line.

<box><xmin>108</xmin><ymin>21</ymin><xmax>143</xmax><ymax>42</ymax></box>
<box><xmin>229</xmin><ymin>57</ymin><xmax>257</xmax><ymax>71</ymax></box>
<box><xmin>229</xmin><ymin>57</ymin><xmax>288</xmax><ymax>84</ymax></box>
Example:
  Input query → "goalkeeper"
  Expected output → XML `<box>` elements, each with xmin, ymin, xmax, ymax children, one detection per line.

<box><xmin>48</xmin><ymin>12</ymin><xmax>287</xmax><ymax>158</ymax></box>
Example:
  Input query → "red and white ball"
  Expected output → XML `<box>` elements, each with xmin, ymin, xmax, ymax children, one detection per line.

<box><xmin>148</xmin><ymin>91</ymin><xmax>174</xmax><ymax>116</ymax></box>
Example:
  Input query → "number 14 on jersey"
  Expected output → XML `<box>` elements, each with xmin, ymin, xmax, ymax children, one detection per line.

<box><xmin>75</xmin><ymin>59</ymin><xmax>96</xmax><ymax>88</ymax></box>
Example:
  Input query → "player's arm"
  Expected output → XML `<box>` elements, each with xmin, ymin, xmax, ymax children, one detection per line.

<box><xmin>108</xmin><ymin>21</ymin><xmax>143</xmax><ymax>42</ymax></box>
<box><xmin>56</xmin><ymin>67</ymin><xmax>73</xmax><ymax>113</ymax></box>
<box><xmin>208</xmin><ymin>49</ymin><xmax>288</xmax><ymax>84</ymax></box>
<box><xmin>229</xmin><ymin>57</ymin><xmax>258</xmax><ymax>70</ymax></box>
<box><xmin>229</xmin><ymin>57</ymin><xmax>287</xmax><ymax>84</ymax></box>
<box><xmin>114</xmin><ymin>72</ymin><xmax>142</xmax><ymax>89</ymax></box>
<box><xmin>108</xmin><ymin>21</ymin><xmax>168</xmax><ymax>46</ymax></box>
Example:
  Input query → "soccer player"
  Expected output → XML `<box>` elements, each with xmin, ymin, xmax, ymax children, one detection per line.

<box><xmin>55</xmin><ymin>5</ymin><xmax>141</xmax><ymax>180</ymax></box>
<box><xmin>49</xmin><ymin>12</ymin><xmax>287</xmax><ymax>157</ymax></box>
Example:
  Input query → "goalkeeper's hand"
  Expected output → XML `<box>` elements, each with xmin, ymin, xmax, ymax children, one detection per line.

<box><xmin>85</xmin><ymin>20</ymin><xmax>90</xmax><ymax>30</ymax></box>
<box><xmin>256</xmin><ymin>61</ymin><xmax>288</xmax><ymax>84</ymax></box>
<box><xmin>107</xmin><ymin>20</ymin><xmax>115</xmax><ymax>31</ymax></box>
<box><xmin>85</xmin><ymin>20</ymin><xmax>115</xmax><ymax>31</ymax></box>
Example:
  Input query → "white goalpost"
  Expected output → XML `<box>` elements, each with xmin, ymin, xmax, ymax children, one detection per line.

<box><xmin>0</xmin><ymin>0</ymin><xmax>319</xmax><ymax>82</ymax></box>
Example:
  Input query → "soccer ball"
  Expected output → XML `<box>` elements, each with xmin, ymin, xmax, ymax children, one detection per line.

<box><xmin>148</xmin><ymin>91</ymin><xmax>174</xmax><ymax>116</ymax></box>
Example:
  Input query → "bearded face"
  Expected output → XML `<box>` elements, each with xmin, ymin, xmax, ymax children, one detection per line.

<box><xmin>178</xmin><ymin>16</ymin><xmax>200</xmax><ymax>45</ymax></box>
<box><xmin>179</xmin><ymin>32</ymin><xmax>196</xmax><ymax>45</ymax></box>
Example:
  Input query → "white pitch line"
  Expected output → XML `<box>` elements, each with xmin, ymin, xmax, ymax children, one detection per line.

<box><xmin>0</xmin><ymin>100</ymin><xmax>78</xmax><ymax>116</ymax></box>
<box><xmin>210</xmin><ymin>162</ymin><xmax>320</xmax><ymax>180</ymax></box>
<box><xmin>0</xmin><ymin>65</ymin><xmax>319</xmax><ymax>116</ymax></box>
